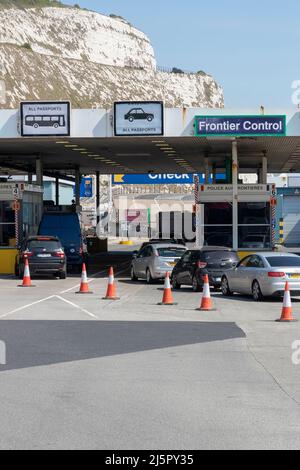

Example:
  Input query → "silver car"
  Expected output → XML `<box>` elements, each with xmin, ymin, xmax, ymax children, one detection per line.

<box><xmin>131</xmin><ymin>243</ymin><xmax>187</xmax><ymax>283</ymax></box>
<box><xmin>221</xmin><ymin>252</ymin><xmax>300</xmax><ymax>301</ymax></box>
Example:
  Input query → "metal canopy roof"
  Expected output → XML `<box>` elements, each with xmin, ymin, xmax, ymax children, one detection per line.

<box><xmin>0</xmin><ymin>136</ymin><xmax>300</xmax><ymax>177</ymax></box>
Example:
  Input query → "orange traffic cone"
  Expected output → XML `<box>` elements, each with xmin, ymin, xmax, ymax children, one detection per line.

<box><xmin>196</xmin><ymin>274</ymin><xmax>216</xmax><ymax>311</ymax></box>
<box><xmin>158</xmin><ymin>272</ymin><xmax>177</xmax><ymax>305</ymax></box>
<box><xmin>276</xmin><ymin>282</ymin><xmax>297</xmax><ymax>322</ymax></box>
<box><xmin>18</xmin><ymin>258</ymin><xmax>35</xmax><ymax>287</ymax></box>
<box><xmin>76</xmin><ymin>263</ymin><xmax>93</xmax><ymax>294</ymax></box>
<box><xmin>102</xmin><ymin>267</ymin><xmax>120</xmax><ymax>300</ymax></box>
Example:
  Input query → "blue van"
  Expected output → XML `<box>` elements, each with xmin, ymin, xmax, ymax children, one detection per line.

<box><xmin>38</xmin><ymin>212</ymin><xmax>88</xmax><ymax>270</ymax></box>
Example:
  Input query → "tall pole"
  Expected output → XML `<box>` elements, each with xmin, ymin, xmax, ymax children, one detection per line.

<box><xmin>232</xmin><ymin>140</ymin><xmax>238</xmax><ymax>251</ymax></box>
<box><xmin>55</xmin><ymin>175</ymin><xmax>59</xmax><ymax>206</ymax></box>
<box><xmin>75</xmin><ymin>167</ymin><xmax>80</xmax><ymax>207</ymax></box>
<box><xmin>96</xmin><ymin>171</ymin><xmax>100</xmax><ymax>226</ymax></box>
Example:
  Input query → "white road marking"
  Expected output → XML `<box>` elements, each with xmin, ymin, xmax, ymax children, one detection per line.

<box><xmin>0</xmin><ymin>264</ymin><xmax>130</xmax><ymax>319</ymax></box>
<box><xmin>55</xmin><ymin>295</ymin><xmax>98</xmax><ymax>319</ymax></box>
<box><xmin>0</xmin><ymin>295</ymin><xmax>56</xmax><ymax>319</ymax></box>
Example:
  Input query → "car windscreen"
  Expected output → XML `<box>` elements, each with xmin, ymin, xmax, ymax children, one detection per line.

<box><xmin>156</xmin><ymin>247</ymin><xmax>186</xmax><ymax>257</ymax></box>
<box><xmin>39</xmin><ymin>215</ymin><xmax>81</xmax><ymax>244</ymax></box>
<box><xmin>202</xmin><ymin>250</ymin><xmax>239</xmax><ymax>261</ymax></box>
<box><xmin>244</xmin><ymin>236</ymin><xmax>264</xmax><ymax>242</ymax></box>
<box><xmin>266</xmin><ymin>256</ymin><xmax>300</xmax><ymax>267</ymax></box>
<box><xmin>27</xmin><ymin>240</ymin><xmax>61</xmax><ymax>251</ymax></box>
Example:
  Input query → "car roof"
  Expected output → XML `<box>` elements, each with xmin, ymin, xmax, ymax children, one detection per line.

<box><xmin>191</xmin><ymin>246</ymin><xmax>236</xmax><ymax>252</ymax></box>
<box><xmin>254</xmin><ymin>252</ymin><xmax>300</xmax><ymax>257</ymax></box>
<box><xmin>149</xmin><ymin>244</ymin><xmax>187</xmax><ymax>249</ymax></box>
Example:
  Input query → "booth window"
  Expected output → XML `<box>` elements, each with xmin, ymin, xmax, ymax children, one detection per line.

<box><xmin>238</xmin><ymin>202</ymin><xmax>271</xmax><ymax>249</ymax></box>
<box><xmin>0</xmin><ymin>202</ymin><xmax>15</xmax><ymax>247</ymax></box>
<box><xmin>203</xmin><ymin>202</ymin><xmax>233</xmax><ymax>247</ymax></box>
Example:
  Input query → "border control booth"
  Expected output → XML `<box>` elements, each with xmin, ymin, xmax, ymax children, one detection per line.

<box><xmin>194</xmin><ymin>114</ymin><xmax>283</xmax><ymax>255</ymax></box>
<box><xmin>0</xmin><ymin>182</ymin><xmax>43</xmax><ymax>273</ymax></box>
<box><xmin>197</xmin><ymin>183</ymin><xmax>276</xmax><ymax>256</ymax></box>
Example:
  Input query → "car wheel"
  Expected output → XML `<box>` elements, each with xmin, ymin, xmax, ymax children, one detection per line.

<box><xmin>33</xmin><ymin>123</ymin><xmax>39</xmax><ymax>128</ymax></box>
<box><xmin>221</xmin><ymin>276</ymin><xmax>233</xmax><ymax>296</ymax></box>
<box><xmin>171</xmin><ymin>275</ymin><xmax>181</xmax><ymax>289</ymax></box>
<box><xmin>147</xmin><ymin>116</ymin><xmax>153</xmax><ymax>122</ymax></box>
<box><xmin>129</xmin><ymin>117</ymin><xmax>134</xmax><ymax>122</ymax></box>
<box><xmin>252</xmin><ymin>280</ymin><xmax>264</xmax><ymax>301</ymax></box>
<box><xmin>131</xmin><ymin>265</ymin><xmax>138</xmax><ymax>281</ymax></box>
<box><xmin>59</xmin><ymin>271</ymin><xmax>67</xmax><ymax>279</ymax></box>
<box><xmin>192</xmin><ymin>276</ymin><xmax>202</xmax><ymax>292</ymax></box>
<box><xmin>146</xmin><ymin>268</ymin><xmax>154</xmax><ymax>284</ymax></box>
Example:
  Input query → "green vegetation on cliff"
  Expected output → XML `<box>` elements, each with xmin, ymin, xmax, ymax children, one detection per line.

<box><xmin>0</xmin><ymin>0</ymin><xmax>68</xmax><ymax>9</ymax></box>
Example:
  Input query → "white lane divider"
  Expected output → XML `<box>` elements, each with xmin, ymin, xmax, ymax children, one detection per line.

<box><xmin>55</xmin><ymin>295</ymin><xmax>98</xmax><ymax>319</ymax></box>
<box><xmin>0</xmin><ymin>264</ymin><xmax>130</xmax><ymax>319</ymax></box>
<box><xmin>0</xmin><ymin>295</ymin><xmax>56</xmax><ymax>319</ymax></box>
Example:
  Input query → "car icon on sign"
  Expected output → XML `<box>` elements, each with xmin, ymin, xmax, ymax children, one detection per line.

<box><xmin>124</xmin><ymin>108</ymin><xmax>154</xmax><ymax>122</ymax></box>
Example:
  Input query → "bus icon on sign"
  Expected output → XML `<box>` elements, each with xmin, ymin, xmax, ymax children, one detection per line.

<box><xmin>25</xmin><ymin>115</ymin><xmax>65</xmax><ymax>129</ymax></box>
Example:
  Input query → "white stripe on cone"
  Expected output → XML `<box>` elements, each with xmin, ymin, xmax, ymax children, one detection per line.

<box><xmin>81</xmin><ymin>269</ymin><xmax>88</xmax><ymax>283</ymax></box>
<box><xmin>283</xmin><ymin>289</ymin><xmax>292</xmax><ymax>308</ymax></box>
<box><xmin>203</xmin><ymin>280</ymin><xmax>211</xmax><ymax>298</ymax></box>
<box><xmin>108</xmin><ymin>275</ymin><xmax>114</xmax><ymax>284</ymax></box>
<box><xmin>165</xmin><ymin>274</ymin><xmax>171</xmax><ymax>289</ymax></box>
<box><xmin>24</xmin><ymin>263</ymin><xmax>30</xmax><ymax>278</ymax></box>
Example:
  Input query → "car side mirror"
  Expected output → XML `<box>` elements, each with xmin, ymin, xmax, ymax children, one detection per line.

<box><xmin>132</xmin><ymin>250</ymin><xmax>138</xmax><ymax>258</ymax></box>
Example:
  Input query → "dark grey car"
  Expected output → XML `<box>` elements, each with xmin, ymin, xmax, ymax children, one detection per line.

<box><xmin>171</xmin><ymin>247</ymin><xmax>239</xmax><ymax>291</ymax></box>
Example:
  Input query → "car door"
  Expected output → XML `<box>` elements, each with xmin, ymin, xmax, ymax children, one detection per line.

<box><xmin>138</xmin><ymin>245</ymin><xmax>153</xmax><ymax>278</ymax></box>
<box><xmin>177</xmin><ymin>251</ymin><xmax>192</xmax><ymax>284</ymax></box>
<box><xmin>185</xmin><ymin>251</ymin><xmax>200</xmax><ymax>285</ymax></box>
<box><xmin>243</xmin><ymin>255</ymin><xmax>265</xmax><ymax>294</ymax></box>
<box><xmin>229</xmin><ymin>255</ymin><xmax>252</xmax><ymax>293</ymax></box>
<box><xmin>134</xmin><ymin>247</ymin><xmax>148</xmax><ymax>277</ymax></box>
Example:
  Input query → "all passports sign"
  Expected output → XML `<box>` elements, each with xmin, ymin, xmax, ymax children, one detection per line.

<box><xmin>194</xmin><ymin>115</ymin><xmax>286</xmax><ymax>137</ymax></box>
<box><xmin>20</xmin><ymin>101</ymin><xmax>71</xmax><ymax>137</ymax></box>
<box><xmin>114</xmin><ymin>101</ymin><xmax>164</xmax><ymax>136</ymax></box>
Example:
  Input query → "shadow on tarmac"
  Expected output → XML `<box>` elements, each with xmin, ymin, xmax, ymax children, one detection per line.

<box><xmin>0</xmin><ymin>321</ymin><xmax>245</xmax><ymax>372</ymax></box>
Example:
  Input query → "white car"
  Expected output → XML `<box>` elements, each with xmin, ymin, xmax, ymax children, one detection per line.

<box><xmin>131</xmin><ymin>243</ymin><xmax>187</xmax><ymax>283</ymax></box>
<box><xmin>221</xmin><ymin>252</ymin><xmax>300</xmax><ymax>301</ymax></box>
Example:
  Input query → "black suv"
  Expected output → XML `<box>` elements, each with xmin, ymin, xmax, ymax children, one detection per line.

<box><xmin>15</xmin><ymin>236</ymin><xmax>67</xmax><ymax>279</ymax></box>
<box><xmin>171</xmin><ymin>247</ymin><xmax>239</xmax><ymax>291</ymax></box>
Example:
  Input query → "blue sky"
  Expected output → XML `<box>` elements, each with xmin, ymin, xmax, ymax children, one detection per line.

<box><xmin>63</xmin><ymin>0</ymin><xmax>299</xmax><ymax>108</ymax></box>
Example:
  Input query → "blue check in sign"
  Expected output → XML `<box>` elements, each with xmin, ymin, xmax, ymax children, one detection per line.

<box><xmin>194</xmin><ymin>115</ymin><xmax>286</xmax><ymax>137</ymax></box>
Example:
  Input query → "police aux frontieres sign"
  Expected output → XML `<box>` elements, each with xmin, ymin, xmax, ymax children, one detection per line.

<box><xmin>195</xmin><ymin>115</ymin><xmax>286</xmax><ymax>137</ymax></box>
<box><xmin>114</xmin><ymin>101</ymin><xmax>164</xmax><ymax>136</ymax></box>
<box><xmin>20</xmin><ymin>101</ymin><xmax>71</xmax><ymax>136</ymax></box>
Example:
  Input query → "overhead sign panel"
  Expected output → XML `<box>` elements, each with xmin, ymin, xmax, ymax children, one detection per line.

<box><xmin>194</xmin><ymin>115</ymin><xmax>286</xmax><ymax>137</ymax></box>
<box><xmin>114</xmin><ymin>101</ymin><xmax>164</xmax><ymax>136</ymax></box>
<box><xmin>80</xmin><ymin>177</ymin><xmax>93</xmax><ymax>198</ymax></box>
<box><xmin>112</xmin><ymin>173</ymin><xmax>226</xmax><ymax>185</ymax></box>
<box><xmin>20</xmin><ymin>101</ymin><xmax>71</xmax><ymax>137</ymax></box>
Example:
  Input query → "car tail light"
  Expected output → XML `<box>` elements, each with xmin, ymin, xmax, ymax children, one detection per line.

<box><xmin>22</xmin><ymin>251</ymin><xmax>33</xmax><ymax>259</ymax></box>
<box><xmin>268</xmin><ymin>272</ymin><xmax>285</xmax><ymax>277</ymax></box>
<box><xmin>197</xmin><ymin>261</ymin><xmax>207</xmax><ymax>269</ymax></box>
<box><xmin>53</xmin><ymin>249</ymin><xmax>65</xmax><ymax>259</ymax></box>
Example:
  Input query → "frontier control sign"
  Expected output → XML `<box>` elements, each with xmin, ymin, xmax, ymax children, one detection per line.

<box><xmin>194</xmin><ymin>115</ymin><xmax>286</xmax><ymax>137</ymax></box>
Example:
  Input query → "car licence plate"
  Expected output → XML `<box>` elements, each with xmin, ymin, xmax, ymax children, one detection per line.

<box><xmin>168</xmin><ymin>262</ymin><xmax>176</xmax><ymax>267</ymax></box>
<box><xmin>289</xmin><ymin>273</ymin><xmax>300</xmax><ymax>279</ymax></box>
<box><xmin>37</xmin><ymin>254</ymin><xmax>51</xmax><ymax>258</ymax></box>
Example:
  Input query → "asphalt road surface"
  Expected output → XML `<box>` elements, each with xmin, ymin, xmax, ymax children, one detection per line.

<box><xmin>1</xmin><ymin>255</ymin><xmax>300</xmax><ymax>449</ymax></box>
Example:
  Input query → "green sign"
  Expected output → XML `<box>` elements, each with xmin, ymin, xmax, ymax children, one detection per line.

<box><xmin>194</xmin><ymin>115</ymin><xmax>286</xmax><ymax>137</ymax></box>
